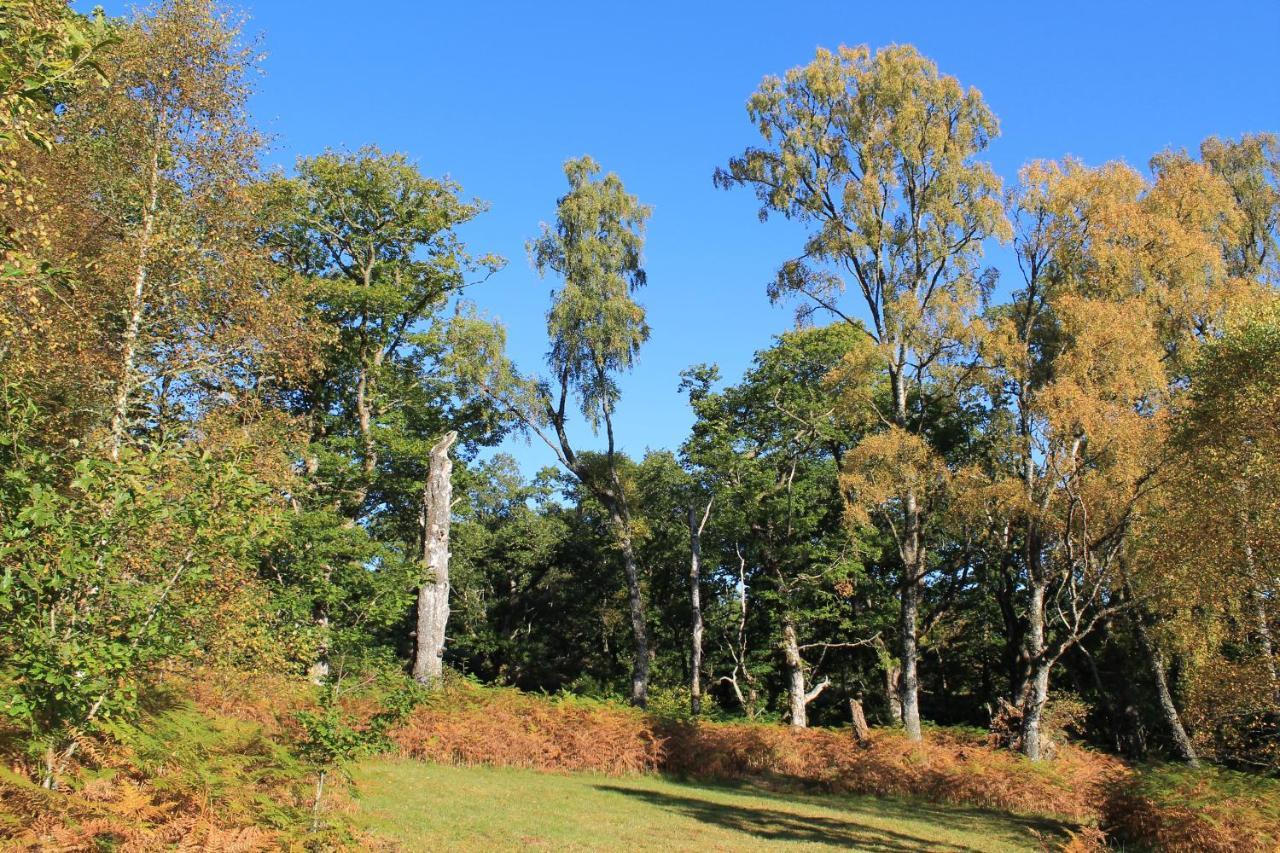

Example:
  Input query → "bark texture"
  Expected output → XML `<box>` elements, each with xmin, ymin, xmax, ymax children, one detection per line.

<box><xmin>1131</xmin><ymin>610</ymin><xmax>1200</xmax><ymax>766</ymax></box>
<box><xmin>1021</xmin><ymin>584</ymin><xmax>1049</xmax><ymax>760</ymax></box>
<box><xmin>782</xmin><ymin>618</ymin><xmax>828</xmax><ymax>728</ymax></box>
<box><xmin>689</xmin><ymin>500</ymin><xmax>711</xmax><ymax>715</ymax></box>
<box><xmin>412</xmin><ymin>431</ymin><xmax>457</xmax><ymax>684</ymax></box>
<box><xmin>849</xmin><ymin>697</ymin><xmax>870</xmax><ymax>741</ymax></box>
<box><xmin>109</xmin><ymin>135</ymin><xmax>160</xmax><ymax>462</ymax></box>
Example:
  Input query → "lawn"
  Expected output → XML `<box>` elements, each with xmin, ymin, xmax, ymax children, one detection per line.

<box><xmin>350</xmin><ymin>759</ymin><xmax>1076</xmax><ymax>851</ymax></box>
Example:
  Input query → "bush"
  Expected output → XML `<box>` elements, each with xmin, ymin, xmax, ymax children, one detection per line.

<box><xmin>388</xmin><ymin>678</ymin><xmax>1125</xmax><ymax>822</ymax></box>
<box><xmin>1104</xmin><ymin>765</ymin><xmax>1280</xmax><ymax>852</ymax></box>
<box><xmin>660</xmin><ymin>720</ymin><xmax>1124</xmax><ymax>822</ymax></box>
<box><xmin>391</xmin><ymin>678</ymin><xmax>664</xmax><ymax>775</ymax></box>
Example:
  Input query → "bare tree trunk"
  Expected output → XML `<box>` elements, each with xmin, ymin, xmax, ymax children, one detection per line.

<box><xmin>783</xmin><ymin>619</ymin><xmax>808</xmax><ymax>728</ymax></box>
<box><xmin>886</xmin><ymin>667</ymin><xmax>903</xmax><ymax>725</ymax></box>
<box><xmin>412</xmin><ymin>431</ymin><xmax>456</xmax><ymax>685</ymax></box>
<box><xmin>849</xmin><ymin>696</ymin><xmax>870</xmax><ymax>740</ymax></box>
<box><xmin>899</xmin><ymin>568</ymin><xmax>922</xmax><ymax>740</ymax></box>
<box><xmin>109</xmin><ymin>137</ymin><xmax>161</xmax><ymax>462</ymax></box>
<box><xmin>689</xmin><ymin>500</ymin><xmax>711</xmax><ymax>716</ymax></box>
<box><xmin>1131</xmin><ymin>610</ymin><xmax>1200</xmax><ymax>766</ymax></box>
<box><xmin>1021</xmin><ymin>583</ymin><xmax>1049</xmax><ymax>760</ymax></box>
<box><xmin>874</xmin><ymin>634</ymin><xmax>904</xmax><ymax>725</ymax></box>
<box><xmin>720</xmin><ymin>544</ymin><xmax>760</xmax><ymax>718</ymax></box>
<box><xmin>781</xmin><ymin>618</ymin><xmax>829</xmax><ymax>728</ymax></box>
<box><xmin>614</xmin><ymin>514</ymin><xmax>650</xmax><ymax>707</ymax></box>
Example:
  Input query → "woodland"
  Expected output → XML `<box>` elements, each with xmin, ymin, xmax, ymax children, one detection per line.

<box><xmin>1</xmin><ymin>1</ymin><xmax>1279</xmax><ymax>849</ymax></box>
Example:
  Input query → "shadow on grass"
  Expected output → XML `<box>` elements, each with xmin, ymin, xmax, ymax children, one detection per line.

<box><xmin>660</xmin><ymin>774</ymin><xmax>1077</xmax><ymax>844</ymax></box>
<box><xmin>594</xmin><ymin>783</ymin><xmax>985</xmax><ymax>851</ymax></box>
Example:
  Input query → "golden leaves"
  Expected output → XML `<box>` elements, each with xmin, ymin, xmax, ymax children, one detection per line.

<box><xmin>838</xmin><ymin>426</ymin><xmax>951</xmax><ymax>529</ymax></box>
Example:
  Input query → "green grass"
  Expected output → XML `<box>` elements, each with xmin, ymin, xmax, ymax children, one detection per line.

<box><xmin>350</xmin><ymin>759</ymin><xmax>1076</xmax><ymax>851</ymax></box>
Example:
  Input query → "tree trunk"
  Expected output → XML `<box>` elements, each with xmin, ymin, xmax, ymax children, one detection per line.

<box><xmin>617</xmin><ymin>520</ymin><xmax>650</xmax><ymax>708</ymax></box>
<box><xmin>109</xmin><ymin>136</ymin><xmax>161</xmax><ymax>462</ymax></box>
<box><xmin>689</xmin><ymin>502</ymin><xmax>710</xmax><ymax>716</ymax></box>
<box><xmin>899</xmin><ymin>573</ymin><xmax>922</xmax><ymax>740</ymax></box>
<box><xmin>783</xmin><ymin>619</ymin><xmax>808</xmax><ymax>728</ymax></box>
<box><xmin>1243</xmin><ymin>530</ymin><xmax>1278</xmax><ymax>696</ymax></box>
<box><xmin>1131</xmin><ymin>610</ymin><xmax>1199</xmax><ymax>766</ymax></box>
<box><xmin>307</xmin><ymin>607</ymin><xmax>330</xmax><ymax>684</ymax></box>
<box><xmin>412</xmin><ymin>431</ymin><xmax>456</xmax><ymax>685</ymax></box>
<box><xmin>849</xmin><ymin>696</ymin><xmax>870</xmax><ymax>741</ymax></box>
<box><xmin>889</xmin><ymin>362</ymin><xmax>924</xmax><ymax>741</ymax></box>
<box><xmin>875</xmin><ymin>634</ymin><xmax>904</xmax><ymax>725</ymax></box>
<box><xmin>1021</xmin><ymin>583</ymin><xmax>1049</xmax><ymax>760</ymax></box>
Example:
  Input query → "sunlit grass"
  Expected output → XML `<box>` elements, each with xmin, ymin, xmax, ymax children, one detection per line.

<box><xmin>351</xmin><ymin>758</ymin><xmax>1075</xmax><ymax>851</ymax></box>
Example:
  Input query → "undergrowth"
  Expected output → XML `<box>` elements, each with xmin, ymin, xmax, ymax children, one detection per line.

<box><xmin>3</xmin><ymin>667</ymin><xmax>1276</xmax><ymax>851</ymax></box>
<box><xmin>0</xmin><ymin>671</ymin><xmax>368</xmax><ymax>850</ymax></box>
<box><xmin>1104</xmin><ymin>764</ymin><xmax>1280</xmax><ymax>852</ymax></box>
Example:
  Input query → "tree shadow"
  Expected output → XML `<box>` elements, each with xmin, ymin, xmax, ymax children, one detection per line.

<box><xmin>672</xmin><ymin>775</ymin><xmax>1076</xmax><ymax>845</ymax></box>
<box><xmin>593</xmin><ymin>784</ymin><xmax>986</xmax><ymax>851</ymax></box>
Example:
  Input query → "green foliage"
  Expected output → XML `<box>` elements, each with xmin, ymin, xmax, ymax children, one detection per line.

<box><xmin>530</xmin><ymin>155</ymin><xmax>651</xmax><ymax>428</ymax></box>
<box><xmin>0</xmin><ymin>382</ymin><xmax>288</xmax><ymax>779</ymax></box>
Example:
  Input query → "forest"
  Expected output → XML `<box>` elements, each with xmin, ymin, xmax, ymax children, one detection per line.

<box><xmin>1</xmin><ymin>1</ymin><xmax>1278</xmax><ymax>849</ymax></box>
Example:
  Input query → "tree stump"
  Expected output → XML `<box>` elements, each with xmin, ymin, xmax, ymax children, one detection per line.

<box><xmin>849</xmin><ymin>696</ymin><xmax>870</xmax><ymax>741</ymax></box>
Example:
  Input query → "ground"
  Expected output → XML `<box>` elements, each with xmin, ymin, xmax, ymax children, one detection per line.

<box><xmin>350</xmin><ymin>759</ymin><xmax>1075</xmax><ymax>851</ymax></box>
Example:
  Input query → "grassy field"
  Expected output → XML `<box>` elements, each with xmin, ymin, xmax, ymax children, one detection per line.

<box><xmin>350</xmin><ymin>759</ymin><xmax>1075</xmax><ymax>851</ymax></box>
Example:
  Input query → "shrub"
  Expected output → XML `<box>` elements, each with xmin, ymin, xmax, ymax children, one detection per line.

<box><xmin>660</xmin><ymin>721</ymin><xmax>1125</xmax><ymax>822</ymax></box>
<box><xmin>1104</xmin><ymin>765</ymin><xmax>1280</xmax><ymax>852</ymax></box>
<box><xmin>391</xmin><ymin>678</ymin><xmax>664</xmax><ymax>775</ymax></box>
<box><xmin>388</xmin><ymin>678</ymin><xmax>1126</xmax><ymax>822</ymax></box>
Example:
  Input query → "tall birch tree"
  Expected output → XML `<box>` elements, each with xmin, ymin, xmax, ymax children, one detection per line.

<box><xmin>717</xmin><ymin>44</ymin><xmax>1008</xmax><ymax>739</ymax></box>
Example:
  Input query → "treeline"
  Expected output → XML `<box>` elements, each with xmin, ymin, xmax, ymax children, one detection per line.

<box><xmin>1</xmin><ymin>0</ymin><xmax>1276</xmax><ymax>793</ymax></box>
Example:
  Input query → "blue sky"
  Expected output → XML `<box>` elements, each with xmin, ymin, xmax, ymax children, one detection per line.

<box><xmin>94</xmin><ymin>1</ymin><xmax>1280</xmax><ymax>475</ymax></box>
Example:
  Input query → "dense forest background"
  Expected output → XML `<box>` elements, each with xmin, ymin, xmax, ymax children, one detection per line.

<box><xmin>2</xmin><ymin>0</ymin><xmax>1278</xmax><ymax>804</ymax></box>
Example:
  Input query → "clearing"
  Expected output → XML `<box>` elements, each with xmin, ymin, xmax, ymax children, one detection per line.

<box><xmin>350</xmin><ymin>759</ymin><xmax>1074</xmax><ymax>851</ymax></box>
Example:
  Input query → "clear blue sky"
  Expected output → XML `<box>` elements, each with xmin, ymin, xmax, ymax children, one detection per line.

<box><xmin>95</xmin><ymin>1</ymin><xmax>1280</xmax><ymax>474</ymax></box>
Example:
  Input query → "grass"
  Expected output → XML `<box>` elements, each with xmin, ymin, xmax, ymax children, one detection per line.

<box><xmin>350</xmin><ymin>759</ymin><xmax>1077</xmax><ymax>851</ymax></box>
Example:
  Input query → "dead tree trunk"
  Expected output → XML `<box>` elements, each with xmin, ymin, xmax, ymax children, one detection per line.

<box><xmin>873</xmin><ymin>635</ymin><xmax>903</xmax><ymax>725</ymax></box>
<box><xmin>782</xmin><ymin>618</ymin><xmax>829</xmax><ymax>728</ymax></box>
<box><xmin>849</xmin><ymin>695</ymin><xmax>870</xmax><ymax>740</ymax></box>
<box><xmin>412</xmin><ymin>431</ymin><xmax>457</xmax><ymax>685</ymax></box>
<box><xmin>689</xmin><ymin>499</ymin><xmax>711</xmax><ymax>716</ymax></box>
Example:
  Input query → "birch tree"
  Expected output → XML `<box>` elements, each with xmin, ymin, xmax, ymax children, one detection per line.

<box><xmin>450</xmin><ymin>156</ymin><xmax>655</xmax><ymax>706</ymax></box>
<box><xmin>973</xmin><ymin>151</ymin><xmax>1248</xmax><ymax>759</ymax></box>
<box><xmin>717</xmin><ymin>44</ymin><xmax>1008</xmax><ymax>739</ymax></box>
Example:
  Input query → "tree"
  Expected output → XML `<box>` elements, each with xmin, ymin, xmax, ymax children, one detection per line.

<box><xmin>717</xmin><ymin>44</ymin><xmax>1009</xmax><ymax>739</ymax></box>
<box><xmin>688</xmin><ymin>497</ymin><xmax>712</xmax><ymax>715</ymax></box>
<box><xmin>267</xmin><ymin>146</ymin><xmax>501</xmax><ymax>679</ymax></box>
<box><xmin>0</xmin><ymin>381</ymin><xmax>295</xmax><ymax>787</ymax></box>
<box><xmin>3</xmin><ymin>1</ymin><xmax>314</xmax><ymax>455</ymax></box>
<box><xmin>683</xmin><ymin>324</ymin><xmax>877</xmax><ymax>726</ymax></box>
<box><xmin>1198</xmin><ymin>133</ymin><xmax>1279</xmax><ymax>284</ymax></box>
<box><xmin>447</xmin><ymin>456</ymin><xmax>623</xmax><ymax>691</ymax></box>
<box><xmin>1131</xmin><ymin>299</ymin><xmax>1280</xmax><ymax>770</ymax></box>
<box><xmin>972</xmin><ymin>148</ymin><xmax>1249</xmax><ymax>759</ymax></box>
<box><xmin>451</xmin><ymin>156</ymin><xmax>655</xmax><ymax>706</ymax></box>
<box><xmin>412</xmin><ymin>430</ymin><xmax>456</xmax><ymax>684</ymax></box>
